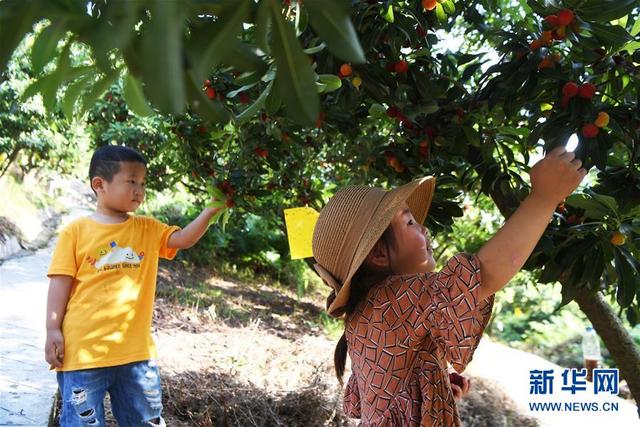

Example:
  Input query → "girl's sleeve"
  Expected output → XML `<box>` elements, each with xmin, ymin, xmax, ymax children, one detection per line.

<box><xmin>426</xmin><ymin>252</ymin><xmax>494</xmax><ymax>373</ymax></box>
<box><xmin>343</xmin><ymin>373</ymin><xmax>362</xmax><ymax>418</ymax></box>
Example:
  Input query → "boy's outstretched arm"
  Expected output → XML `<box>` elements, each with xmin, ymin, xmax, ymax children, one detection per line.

<box><xmin>45</xmin><ymin>275</ymin><xmax>73</xmax><ymax>368</ymax></box>
<box><xmin>476</xmin><ymin>146</ymin><xmax>587</xmax><ymax>301</ymax></box>
<box><xmin>167</xmin><ymin>204</ymin><xmax>224</xmax><ymax>249</ymax></box>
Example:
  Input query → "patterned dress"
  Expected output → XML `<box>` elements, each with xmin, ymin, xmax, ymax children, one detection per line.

<box><xmin>343</xmin><ymin>253</ymin><xmax>495</xmax><ymax>426</ymax></box>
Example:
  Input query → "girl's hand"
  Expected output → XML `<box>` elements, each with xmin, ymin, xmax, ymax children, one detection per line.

<box><xmin>529</xmin><ymin>145</ymin><xmax>587</xmax><ymax>205</ymax></box>
<box><xmin>449</xmin><ymin>372</ymin><xmax>471</xmax><ymax>399</ymax></box>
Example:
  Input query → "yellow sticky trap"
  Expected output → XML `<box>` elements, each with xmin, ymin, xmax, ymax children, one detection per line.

<box><xmin>284</xmin><ymin>207</ymin><xmax>320</xmax><ymax>259</ymax></box>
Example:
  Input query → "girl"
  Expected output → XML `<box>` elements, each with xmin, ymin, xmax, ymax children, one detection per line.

<box><xmin>311</xmin><ymin>146</ymin><xmax>586</xmax><ymax>426</ymax></box>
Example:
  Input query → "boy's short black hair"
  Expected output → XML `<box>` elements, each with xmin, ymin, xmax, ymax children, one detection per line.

<box><xmin>89</xmin><ymin>145</ymin><xmax>147</xmax><ymax>184</ymax></box>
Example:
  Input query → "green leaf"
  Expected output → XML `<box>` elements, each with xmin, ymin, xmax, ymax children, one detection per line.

<box><xmin>236</xmin><ymin>80</ymin><xmax>273</xmax><ymax>122</ymax></box>
<box><xmin>383</xmin><ymin>4</ymin><xmax>394</xmax><ymax>23</ymax></box>
<box><xmin>462</xmin><ymin>126</ymin><xmax>481</xmax><ymax>147</ymax></box>
<box><xmin>613</xmin><ymin>247</ymin><xmax>638</xmax><ymax>307</ymax></box>
<box><xmin>269</xmin><ymin>0</ymin><xmax>319</xmax><ymax>126</ymax></box>
<box><xmin>208</xmin><ymin>208</ymin><xmax>226</xmax><ymax>226</ymax></box>
<box><xmin>589</xmin><ymin>192</ymin><xmax>619</xmax><ymax>212</ymax></box>
<box><xmin>435</xmin><ymin>3</ymin><xmax>447</xmax><ymax>22</ymax></box>
<box><xmin>0</xmin><ymin>0</ymin><xmax>42</xmax><ymax>73</ymax></box>
<box><xmin>442</xmin><ymin>0</ymin><xmax>456</xmax><ymax>15</ymax></box>
<box><xmin>140</xmin><ymin>0</ymin><xmax>186</xmax><ymax>114</ymax></box>
<box><xmin>22</xmin><ymin>74</ymin><xmax>55</xmax><ymax>102</ymax></box>
<box><xmin>565</xmin><ymin>194</ymin><xmax>609</xmax><ymax>219</ymax></box>
<box><xmin>31</xmin><ymin>20</ymin><xmax>67</xmax><ymax>74</ymax></box>
<box><xmin>579</xmin><ymin>0</ymin><xmax>638</xmax><ymax>22</ymax></box>
<box><xmin>303</xmin><ymin>41</ymin><xmax>326</xmax><ymax>55</ymax></box>
<box><xmin>83</xmin><ymin>1</ymin><xmax>141</xmax><ymax>73</ymax></box>
<box><xmin>317</xmin><ymin>74</ymin><xmax>342</xmax><ymax>92</ymax></box>
<box><xmin>225</xmin><ymin>42</ymin><xmax>269</xmax><ymax>76</ymax></box>
<box><xmin>123</xmin><ymin>73</ymin><xmax>155</xmax><ymax>117</ymax></box>
<box><xmin>631</xmin><ymin>16</ymin><xmax>640</xmax><ymax>37</ymax></box>
<box><xmin>226</xmin><ymin>83</ymin><xmax>259</xmax><ymax>99</ymax></box>
<box><xmin>191</xmin><ymin>0</ymin><xmax>251</xmax><ymax>82</ymax></box>
<box><xmin>255</xmin><ymin>0</ymin><xmax>271</xmax><ymax>54</ymax></box>
<box><xmin>589</xmin><ymin>22</ymin><xmax>632</xmax><ymax>50</ymax></box>
<box><xmin>265</xmin><ymin>84</ymin><xmax>282</xmax><ymax>115</ymax></box>
<box><xmin>62</xmin><ymin>73</ymin><xmax>95</xmax><ymax>121</ymax></box>
<box><xmin>206</xmin><ymin>184</ymin><xmax>227</xmax><ymax>201</ymax></box>
<box><xmin>303</xmin><ymin>0</ymin><xmax>365</xmax><ymax>63</ymax></box>
<box><xmin>80</xmin><ymin>70</ymin><xmax>119</xmax><ymax>115</ymax></box>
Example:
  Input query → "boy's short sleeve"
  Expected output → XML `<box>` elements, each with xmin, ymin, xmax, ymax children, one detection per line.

<box><xmin>427</xmin><ymin>253</ymin><xmax>494</xmax><ymax>372</ymax></box>
<box><xmin>149</xmin><ymin>217</ymin><xmax>181</xmax><ymax>260</ymax></box>
<box><xmin>47</xmin><ymin>225</ymin><xmax>78</xmax><ymax>278</ymax></box>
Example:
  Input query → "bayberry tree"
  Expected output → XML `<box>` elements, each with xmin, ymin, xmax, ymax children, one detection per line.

<box><xmin>1</xmin><ymin>0</ymin><xmax>639</xmax><ymax>403</ymax></box>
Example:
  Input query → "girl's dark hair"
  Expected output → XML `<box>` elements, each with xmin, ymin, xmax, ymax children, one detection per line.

<box><xmin>89</xmin><ymin>145</ymin><xmax>146</xmax><ymax>184</ymax></box>
<box><xmin>334</xmin><ymin>225</ymin><xmax>395</xmax><ymax>383</ymax></box>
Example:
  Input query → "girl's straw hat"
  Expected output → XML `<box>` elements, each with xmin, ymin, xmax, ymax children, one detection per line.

<box><xmin>312</xmin><ymin>176</ymin><xmax>436</xmax><ymax>317</ymax></box>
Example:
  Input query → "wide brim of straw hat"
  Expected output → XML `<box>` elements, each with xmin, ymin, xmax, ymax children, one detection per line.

<box><xmin>315</xmin><ymin>176</ymin><xmax>436</xmax><ymax>317</ymax></box>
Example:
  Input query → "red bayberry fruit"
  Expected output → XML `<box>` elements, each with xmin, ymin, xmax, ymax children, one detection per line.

<box><xmin>340</xmin><ymin>63</ymin><xmax>352</xmax><ymax>77</ymax></box>
<box><xmin>557</xmin><ymin>9</ymin><xmax>574</xmax><ymax>26</ymax></box>
<box><xmin>581</xmin><ymin>123</ymin><xmax>599</xmax><ymax>138</ymax></box>
<box><xmin>206</xmin><ymin>87</ymin><xmax>216</xmax><ymax>100</ymax></box>
<box><xmin>544</xmin><ymin>15</ymin><xmax>559</xmax><ymax>27</ymax></box>
<box><xmin>578</xmin><ymin>83</ymin><xmax>596</xmax><ymax>99</ymax></box>
<box><xmin>562</xmin><ymin>82</ymin><xmax>579</xmax><ymax>98</ymax></box>
<box><xmin>394</xmin><ymin>60</ymin><xmax>409</xmax><ymax>74</ymax></box>
<box><xmin>386</xmin><ymin>106</ymin><xmax>400</xmax><ymax>118</ymax></box>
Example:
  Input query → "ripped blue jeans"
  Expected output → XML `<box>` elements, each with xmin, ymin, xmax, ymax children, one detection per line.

<box><xmin>56</xmin><ymin>360</ymin><xmax>165</xmax><ymax>427</ymax></box>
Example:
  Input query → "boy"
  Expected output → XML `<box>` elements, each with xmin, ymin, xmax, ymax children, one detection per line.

<box><xmin>45</xmin><ymin>145</ymin><xmax>223</xmax><ymax>426</ymax></box>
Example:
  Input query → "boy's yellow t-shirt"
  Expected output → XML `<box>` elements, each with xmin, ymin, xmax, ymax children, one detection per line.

<box><xmin>47</xmin><ymin>215</ymin><xmax>181</xmax><ymax>371</ymax></box>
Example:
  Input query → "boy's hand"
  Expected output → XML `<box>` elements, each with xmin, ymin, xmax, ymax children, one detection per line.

<box><xmin>449</xmin><ymin>372</ymin><xmax>471</xmax><ymax>399</ymax></box>
<box><xmin>207</xmin><ymin>196</ymin><xmax>227</xmax><ymax>212</ymax></box>
<box><xmin>45</xmin><ymin>329</ymin><xmax>64</xmax><ymax>368</ymax></box>
<box><xmin>530</xmin><ymin>146</ymin><xmax>587</xmax><ymax>205</ymax></box>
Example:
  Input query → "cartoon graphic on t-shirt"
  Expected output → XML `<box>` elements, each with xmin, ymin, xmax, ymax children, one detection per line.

<box><xmin>94</xmin><ymin>241</ymin><xmax>143</xmax><ymax>270</ymax></box>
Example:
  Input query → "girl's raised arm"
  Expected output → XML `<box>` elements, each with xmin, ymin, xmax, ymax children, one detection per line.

<box><xmin>476</xmin><ymin>146</ymin><xmax>587</xmax><ymax>301</ymax></box>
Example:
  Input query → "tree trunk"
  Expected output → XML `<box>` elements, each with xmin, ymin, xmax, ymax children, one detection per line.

<box><xmin>575</xmin><ymin>291</ymin><xmax>640</xmax><ymax>406</ymax></box>
<box><xmin>470</xmin><ymin>152</ymin><xmax>640</xmax><ymax>406</ymax></box>
<box><xmin>0</xmin><ymin>145</ymin><xmax>22</xmax><ymax>178</ymax></box>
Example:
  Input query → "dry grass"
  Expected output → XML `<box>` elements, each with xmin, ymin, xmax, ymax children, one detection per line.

<box><xmin>52</xmin><ymin>262</ymin><xmax>540</xmax><ymax>426</ymax></box>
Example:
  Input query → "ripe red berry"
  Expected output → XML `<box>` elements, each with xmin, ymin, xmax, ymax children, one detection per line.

<box><xmin>544</xmin><ymin>15</ymin><xmax>559</xmax><ymax>27</ymax></box>
<box><xmin>226</xmin><ymin>199</ymin><xmax>235</xmax><ymax>208</ymax></box>
<box><xmin>578</xmin><ymin>83</ymin><xmax>596</xmax><ymax>99</ymax></box>
<box><xmin>206</xmin><ymin>87</ymin><xmax>216</xmax><ymax>100</ymax></box>
<box><xmin>204</xmin><ymin>79</ymin><xmax>212</xmax><ymax>87</ymax></box>
<box><xmin>581</xmin><ymin>123</ymin><xmax>599</xmax><ymax>138</ymax></box>
<box><xmin>562</xmin><ymin>82</ymin><xmax>579</xmax><ymax>98</ymax></box>
<box><xmin>386</xmin><ymin>106</ymin><xmax>400</xmax><ymax>118</ymax></box>
<box><xmin>557</xmin><ymin>9</ymin><xmax>574</xmax><ymax>26</ymax></box>
<box><xmin>394</xmin><ymin>60</ymin><xmax>409</xmax><ymax>74</ymax></box>
<box><xmin>340</xmin><ymin>63</ymin><xmax>352</xmax><ymax>77</ymax></box>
